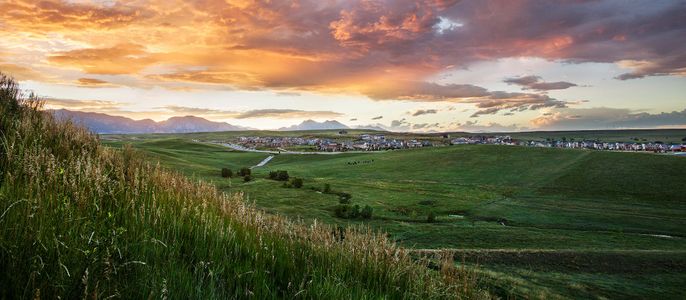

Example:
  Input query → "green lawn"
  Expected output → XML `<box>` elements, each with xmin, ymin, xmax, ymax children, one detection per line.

<box><xmin>102</xmin><ymin>134</ymin><xmax>686</xmax><ymax>298</ymax></box>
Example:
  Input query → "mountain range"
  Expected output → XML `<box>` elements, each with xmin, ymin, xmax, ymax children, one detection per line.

<box><xmin>49</xmin><ymin>110</ymin><xmax>384</xmax><ymax>133</ymax></box>
<box><xmin>50</xmin><ymin>109</ymin><xmax>251</xmax><ymax>134</ymax></box>
<box><xmin>278</xmin><ymin>119</ymin><xmax>349</xmax><ymax>131</ymax></box>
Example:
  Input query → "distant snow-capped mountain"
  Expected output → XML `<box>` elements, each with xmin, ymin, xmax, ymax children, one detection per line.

<box><xmin>50</xmin><ymin>109</ymin><xmax>251</xmax><ymax>134</ymax></box>
<box><xmin>278</xmin><ymin>119</ymin><xmax>350</xmax><ymax>131</ymax></box>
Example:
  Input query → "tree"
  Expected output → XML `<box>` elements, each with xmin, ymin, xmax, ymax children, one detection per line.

<box><xmin>682</xmin><ymin>137</ymin><xmax>686</xmax><ymax>142</ymax></box>
<box><xmin>221</xmin><ymin>168</ymin><xmax>233</xmax><ymax>178</ymax></box>
<box><xmin>289</xmin><ymin>177</ymin><xmax>303</xmax><ymax>188</ymax></box>
<box><xmin>360</xmin><ymin>205</ymin><xmax>373</xmax><ymax>219</ymax></box>
<box><xmin>427</xmin><ymin>211</ymin><xmax>436</xmax><ymax>223</ymax></box>
<box><xmin>238</xmin><ymin>167</ymin><xmax>251</xmax><ymax>177</ymax></box>
<box><xmin>243</xmin><ymin>175</ymin><xmax>253</xmax><ymax>182</ymax></box>
<box><xmin>323</xmin><ymin>183</ymin><xmax>331</xmax><ymax>193</ymax></box>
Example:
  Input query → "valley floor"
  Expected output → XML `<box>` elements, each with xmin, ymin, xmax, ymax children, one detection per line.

<box><xmin>103</xmin><ymin>136</ymin><xmax>686</xmax><ymax>299</ymax></box>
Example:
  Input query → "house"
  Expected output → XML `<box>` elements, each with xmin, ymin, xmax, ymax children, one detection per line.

<box><xmin>451</xmin><ymin>137</ymin><xmax>469</xmax><ymax>145</ymax></box>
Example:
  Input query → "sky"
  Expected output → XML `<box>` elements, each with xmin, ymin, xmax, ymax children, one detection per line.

<box><xmin>0</xmin><ymin>0</ymin><xmax>685</xmax><ymax>131</ymax></box>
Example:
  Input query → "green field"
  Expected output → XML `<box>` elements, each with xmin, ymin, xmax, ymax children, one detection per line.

<box><xmin>103</xmin><ymin>132</ymin><xmax>686</xmax><ymax>299</ymax></box>
<box><xmin>2</xmin><ymin>76</ymin><xmax>479</xmax><ymax>299</ymax></box>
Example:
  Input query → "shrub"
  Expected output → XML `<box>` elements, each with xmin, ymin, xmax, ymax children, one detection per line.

<box><xmin>323</xmin><ymin>183</ymin><xmax>332</xmax><ymax>193</ymax></box>
<box><xmin>269</xmin><ymin>170</ymin><xmax>289</xmax><ymax>181</ymax></box>
<box><xmin>221</xmin><ymin>168</ymin><xmax>233</xmax><ymax>178</ymax></box>
<box><xmin>427</xmin><ymin>211</ymin><xmax>436</xmax><ymax>223</ymax></box>
<box><xmin>334</xmin><ymin>204</ymin><xmax>350</xmax><ymax>218</ymax></box>
<box><xmin>350</xmin><ymin>205</ymin><xmax>360</xmax><ymax>218</ymax></box>
<box><xmin>339</xmin><ymin>196</ymin><xmax>351</xmax><ymax>204</ymax></box>
<box><xmin>338</xmin><ymin>192</ymin><xmax>352</xmax><ymax>202</ymax></box>
<box><xmin>361</xmin><ymin>205</ymin><xmax>373</xmax><ymax>219</ymax></box>
<box><xmin>238</xmin><ymin>167</ymin><xmax>251</xmax><ymax>176</ymax></box>
<box><xmin>243</xmin><ymin>175</ymin><xmax>253</xmax><ymax>182</ymax></box>
<box><xmin>290</xmin><ymin>177</ymin><xmax>303</xmax><ymax>188</ymax></box>
<box><xmin>277</xmin><ymin>170</ymin><xmax>289</xmax><ymax>181</ymax></box>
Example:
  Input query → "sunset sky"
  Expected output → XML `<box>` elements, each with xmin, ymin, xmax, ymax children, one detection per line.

<box><xmin>1</xmin><ymin>0</ymin><xmax>685</xmax><ymax>131</ymax></box>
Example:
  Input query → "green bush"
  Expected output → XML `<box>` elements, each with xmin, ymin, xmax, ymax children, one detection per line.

<box><xmin>334</xmin><ymin>204</ymin><xmax>351</xmax><ymax>218</ymax></box>
<box><xmin>243</xmin><ymin>175</ymin><xmax>253</xmax><ymax>182</ymax></box>
<box><xmin>290</xmin><ymin>177</ymin><xmax>303</xmax><ymax>188</ymax></box>
<box><xmin>221</xmin><ymin>168</ymin><xmax>233</xmax><ymax>178</ymax></box>
<box><xmin>269</xmin><ymin>170</ymin><xmax>290</xmax><ymax>181</ymax></box>
<box><xmin>350</xmin><ymin>205</ymin><xmax>360</xmax><ymax>218</ymax></box>
<box><xmin>339</xmin><ymin>197</ymin><xmax>351</xmax><ymax>204</ymax></box>
<box><xmin>427</xmin><ymin>211</ymin><xmax>436</xmax><ymax>223</ymax></box>
<box><xmin>334</xmin><ymin>204</ymin><xmax>372</xmax><ymax>220</ymax></box>
<box><xmin>323</xmin><ymin>183</ymin><xmax>332</xmax><ymax>193</ymax></box>
<box><xmin>237</xmin><ymin>167</ymin><xmax>251</xmax><ymax>176</ymax></box>
<box><xmin>338</xmin><ymin>192</ymin><xmax>352</xmax><ymax>203</ymax></box>
<box><xmin>361</xmin><ymin>205</ymin><xmax>373</xmax><ymax>219</ymax></box>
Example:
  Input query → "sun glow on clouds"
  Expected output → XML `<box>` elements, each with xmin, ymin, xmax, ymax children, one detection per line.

<box><xmin>0</xmin><ymin>0</ymin><xmax>685</xmax><ymax>130</ymax></box>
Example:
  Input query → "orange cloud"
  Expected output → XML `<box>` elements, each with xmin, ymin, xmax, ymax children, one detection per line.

<box><xmin>76</xmin><ymin>78</ymin><xmax>118</xmax><ymax>87</ymax></box>
<box><xmin>0</xmin><ymin>0</ymin><xmax>684</xmax><ymax>118</ymax></box>
<box><xmin>0</xmin><ymin>62</ymin><xmax>45</xmax><ymax>81</ymax></box>
<box><xmin>48</xmin><ymin>43</ymin><xmax>155</xmax><ymax>75</ymax></box>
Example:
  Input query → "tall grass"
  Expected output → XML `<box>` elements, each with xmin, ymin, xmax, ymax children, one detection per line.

<box><xmin>0</xmin><ymin>73</ymin><xmax>487</xmax><ymax>299</ymax></box>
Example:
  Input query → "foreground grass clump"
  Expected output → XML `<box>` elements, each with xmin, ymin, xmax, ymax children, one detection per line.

<box><xmin>0</xmin><ymin>74</ymin><xmax>486</xmax><ymax>298</ymax></box>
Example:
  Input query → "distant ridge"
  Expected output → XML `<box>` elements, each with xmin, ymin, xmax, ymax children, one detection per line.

<box><xmin>50</xmin><ymin>109</ymin><xmax>252</xmax><ymax>134</ymax></box>
<box><xmin>278</xmin><ymin>119</ymin><xmax>350</xmax><ymax>131</ymax></box>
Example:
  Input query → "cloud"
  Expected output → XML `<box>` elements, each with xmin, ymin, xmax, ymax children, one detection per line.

<box><xmin>163</xmin><ymin>106</ymin><xmax>343</xmax><ymax>119</ymax></box>
<box><xmin>410</xmin><ymin>109</ymin><xmax>438</xmax><ymax>116</ymax></box>
<box><xmin>504</xmin><ymin>75</ymin><xmax>577</xmax><ymax>91</ymax></box>
<box><xmin>1</xmin><ymin>0</ymin><xmax>684</xmax><ymax>100</ymax></box>
<box><xmin>43</xmin><ymin>98</ymin><xmax>124</xmax><ymax>111</ymax></box>
<box><xmin>329</xmin><ymin>0</ymin><xmax>445</xmax><ymax>52</ymax></box>
<box><xmin>0</xmin><ymin>62</ymin><xmax>46</xmax><ymax>81</ymax></box>
<box><xmin>364</xmin><ymin>81</ymin><xmax>489</xmax><ymax>101</ymax></box>
<box><xmin>48</xmin><ymin>43</ymin><xmax>155</xmax><ymax>75</ymax></box>
<box><xmin>76</xmin><ymin>78</ymin><xmax>118</xmax><ymax>88</ymax></box>
<box><xmin>465</xmin><ymin>91</ymin><xmax>568</xmax><ymax>117</ymax></box>
<box><xmin>371</xmin><ymin>115</ymin><xmax>383</xmax><ymax>120</ymax></box>
<box><xmin>452</xmin><ymin>120</ymin><xmax>522</xmax><ymax>132</ymax></box>
<box><xmin>531</xmin><ymin>107</ymin><xmax>686</xmax><ymax>130</ymax></box>
<box><xmin>364</xmin><ymin>81</ymin><xmax>570</xmax><ymax>116</ymax></box>
<box><xmin>234</xmin><ymin>109</ymin><xmax>343</xmax><ymax>119</ymax></box>
<box><xmin>362</xmin><ymin>118</ymin><xmax>442</xmax><ymax>132</ymax></box>
<box><xmin>0</xmin><ymin>0</ymin><xmax>148</xmax><ymax>30</ymax></box>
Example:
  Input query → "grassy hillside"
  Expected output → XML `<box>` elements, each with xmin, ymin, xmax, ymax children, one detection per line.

<box><xmin>0</xmin><ymin>74</ymin><xmax>486</xmax><ymax>298</ymax></box>
<box><xmin>102</xmin><ymin>133</ymin><xmax>686</xmax><ymax>298</ymax></box>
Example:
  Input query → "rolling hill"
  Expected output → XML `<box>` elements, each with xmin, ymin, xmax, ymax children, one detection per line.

<box><xmin>0</xmin><ymin>74</ymin><xmax>483</xmax><ymax>298</ymax></box>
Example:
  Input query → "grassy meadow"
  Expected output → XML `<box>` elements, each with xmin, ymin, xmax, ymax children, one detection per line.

<box><xmin>102</xmin><ymin>132</ymin><xmax>686</xmax><ymax>299</ymax></box>
<box><xmin>0</xmin><ymin>74</ymin><xmax>486</xmax><ymax>299</ymax></box>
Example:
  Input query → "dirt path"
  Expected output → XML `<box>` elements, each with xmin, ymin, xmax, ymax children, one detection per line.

<box><xmin>252</xmin><ymin>155</ymin><xmax>274</xmax><ymax>168</ymax></box>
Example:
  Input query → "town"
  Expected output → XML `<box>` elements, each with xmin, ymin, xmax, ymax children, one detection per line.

<box><xmin>233</xmin><ymin>134</ymin><xmax>431</xmax><ymax>152</ymax></box>
<box><xmin>227</xmin><ymin>133</ymin><xmax>686</xmax><ymax>154</ymax></box>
